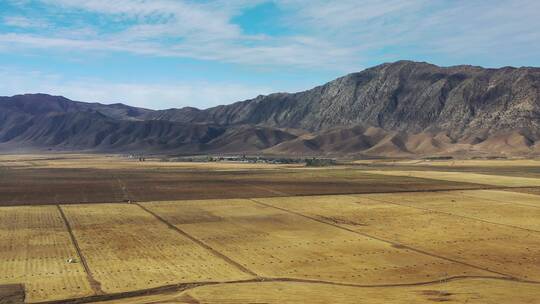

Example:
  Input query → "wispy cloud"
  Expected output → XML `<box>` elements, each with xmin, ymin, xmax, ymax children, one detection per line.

<box><xmin>2</xmin><ymin>0</ymin><xmax>540</xmax><ymax>69</ymax></box>
<box><xmin>1</xmin><ymin>0</ymin><xmax>359</xmax><ymax>70</ymax></box>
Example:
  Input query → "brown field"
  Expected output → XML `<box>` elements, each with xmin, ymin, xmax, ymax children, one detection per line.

<box><xmin>0</xmin><ymin>155</ymin><xmax>495</xmax><ymax>206</ymax></box>
<box><xmin>0</xmin><ymin>284</ymin><xmax>25</xmax><ymax>304</ymax></box>
<box><xmin>0</xmin><ymin>154</ymin><xmax>540</xmax><ymax>303</ymax></box>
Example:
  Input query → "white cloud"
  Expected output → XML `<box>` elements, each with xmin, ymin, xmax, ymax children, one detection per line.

<box><xmin>0</xmin><ymin>0</ymin><xmax>360</xmax><ymax>70</ymax></box>
<box><xmin>0</xmin><ymin>68</ymin><xmax>273</xmax><ymax>109</ymax></box>
<box><xmin>1</xmin><ymin>0</ymin><xmax>539</xmax><ymax>109</ymax></box>
<box><xmin>1</xmin><ymin>0</ymin><xmax>540</xmax><ymax>73</ymax></box>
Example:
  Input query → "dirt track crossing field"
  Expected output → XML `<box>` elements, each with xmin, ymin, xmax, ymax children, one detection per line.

<box><xmin>1</xmin><ymin>155</ymin><xmax>540</xmax><ymax>303</ymax></box>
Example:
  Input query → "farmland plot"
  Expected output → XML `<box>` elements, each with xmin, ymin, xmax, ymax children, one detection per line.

<box><xmin>365</xmin><ymin>190</ymin><xmax>540</xmax><ymax>231</ymax></box>
<box><xmin>60</xmin><ymin>204</ymin><xmax>253</xmax><ymax>294</ymax></box>
<box><xmin>0</xmin><ymin>206</ymin><xmax>93</xmax><ymax>303</ymax></box>
<box><xmin>258</xmin><ymin>193</ymin><xmax>540</xmax><ymax>280</ymax></box>
<box><xmin>142</xmin><ymin>199</ymin><xmax>494</xmax><ymax>286</ymax></box>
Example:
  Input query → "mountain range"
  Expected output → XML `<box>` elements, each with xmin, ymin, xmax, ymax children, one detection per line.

<box><xmin>1</xmin><ymin>60</ymin><xmax>539</xmax><ymax>157</ymax></box>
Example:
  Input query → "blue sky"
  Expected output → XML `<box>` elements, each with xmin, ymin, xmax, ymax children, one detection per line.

<box><xmin>1</xmin><ymin>0</ymin><xmax>539</xmax><ymax>109</ymax></box>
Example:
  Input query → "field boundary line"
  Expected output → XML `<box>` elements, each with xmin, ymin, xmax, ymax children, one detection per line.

<box><xmin>32</xmin><ymin>275</ymin><xmax>540</xmax><ymax>304</ymax></box>
<box><xmin>366</xmin><ymin>196</ymin><xmax>540</xmax><ymax>234</ymax></box>
<box><xmin>249</xmin><ymin>198</ymin><xmax>516</xmax><ymax>280</ymax></box>
<box><xmin>134</xmin><ymin>203</ymin><xmax>259</xmax><ymax>277</ymax></box>
<box><xmin>56</xmin><ymin>205</ymin><xmax>104</xmax><ymax>295</ymax></box>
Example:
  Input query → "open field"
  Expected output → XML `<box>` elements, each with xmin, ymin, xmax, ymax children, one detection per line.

<box><xmin>0</xmin><ymin>154</ymin><xmax>497</xmax><ymax>206</ymax></box>
<box><xmin>141</xmin><ymin>199</ymin><xmax>491</xmax><ymax>285</ymax></box>
<box><xmin>59</xmin><ymin>204</ymin><xmax>252</xmax><ymax>295</ymax></box>
<box><xmin>258</xmin><ymin>190</ymin><xmax>540</xmax><ymax>281</ymax></box>
<box><xmin>0</xmin><ymin>206</ymin><xmax>93</xmax><ymax>303</ymax></box>
<box><xmin>0</xmin><ymin>154</ymin><xmax>540</xmax><ymax>303</ymax></box>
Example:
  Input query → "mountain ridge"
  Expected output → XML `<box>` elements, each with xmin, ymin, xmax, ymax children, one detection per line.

<box><xmin>152</xmin><ymin>60</ymin><xmax>539</xmax><ymax>137</ymax></box>
<box><xmin>1</xmin><ymin>60</ymin><xmax>539</xmax><ymax>157</ymax></box>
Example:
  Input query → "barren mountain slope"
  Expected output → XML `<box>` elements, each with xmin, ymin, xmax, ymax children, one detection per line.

<box><xmin>149</xmin><ymin>61</ymin><xmax>540</xmax><ymax>140</ymax></box>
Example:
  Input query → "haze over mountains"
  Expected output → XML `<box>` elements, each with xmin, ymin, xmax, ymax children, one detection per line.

<box><xmin>1</xmin><ymin>61</ymin><xmax>539</xmax><ymax>157</ymax></box>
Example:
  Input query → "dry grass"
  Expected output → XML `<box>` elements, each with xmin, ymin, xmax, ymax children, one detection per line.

<box><xmin>60</xmin><ymin>203</ymin><xmax>253</xmax><ymax>294</ymax></box>
<box><xmin>365</xmin><ymin>190</ymin><xmax>540</xmax><ymax>231</ymax></box>
<box><xmin>142</xmin><ymin>199</ymin><xmax>492</xmax><ymax>285</ymax></box>
<box><xmin>0</xmin><ymin>206</ymin><xmax>93</xmax><ymax>303</ymax></box>
<box><xmin>258</xmin><ymin>191</ymin><xmax>540</xmax><ymax>281</ymax></box>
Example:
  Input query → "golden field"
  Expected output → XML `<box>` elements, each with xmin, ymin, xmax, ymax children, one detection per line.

<box><xmin>0</xmin><ymin>154</ymin><xmax>539</xmax><ymax>303</ymax></box>
<box><xmin>59</xmin><ymin>204</ymin><xmax>253</xmax><ymax>294</ymax></box>
<box><xmin>0</xmin><ymin>206</ymin><xmax>93</xmax><ymax>303</ymax></box>
<box><xmin>258</xmin><ymin>190</ymin><xmax>540</xmax><ymax>281</ymax></box>
<box><xmin>141</xmin><ymin>199</ymin><xmax>491</xmax><ymax>285</ymax></box>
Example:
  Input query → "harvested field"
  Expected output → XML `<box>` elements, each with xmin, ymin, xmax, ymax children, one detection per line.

<box><xmin>0</xmin><ymin>154</ymin><xmax>539</xmax><ymax>303</ymax></box>
<box><xmin>0</xmin><ymin>206</ymin><xmax>93</xmax><ymax>303</ymax></box>
<box><xmin>258</xmin><ymin>191</ymin><xmax>540</xmax><ymax>281</ymax></box>
<box><xmin>142</xmin><ymin>199</ymin><xmax>494</xmax><ymax>285</ymax></box>
<box><xmin>59</xmin><ymin>204</ymin><xmax>253</xmax><ymax>294</ymax></box>
<box><xmin>367</xmin><ymin>190</ymin><xmax>540</xmax><ymax>231</ymax></box>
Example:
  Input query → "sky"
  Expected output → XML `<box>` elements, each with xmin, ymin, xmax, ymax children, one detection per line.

<box><xmin>0</xmin><ymin>0</ymin><xmax>539</xmax><ymax>110</ymax></box>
